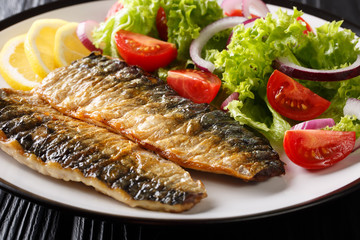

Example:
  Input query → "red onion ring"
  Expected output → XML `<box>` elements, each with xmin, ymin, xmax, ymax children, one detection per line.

<box><xmin>190</xmin><ymin>17</ymin><xmax>257</xmax><ymax>72</ymax></box>
<box><xmin>242</xmin><ymin>0</ymin><xmax>270</xmax><ymax>18</ymax></box>
<box><xmin>221</xmin><ymin>92</ymin><xmax>239</xmax><ymax>111</ymax></box>
<box><xmin>290</xmin><ymin>118</ymin><xmax>335</xmax><ymax>130</ymax></box>
<box><xmin>221</xmin><ymin>0</ymin><xmax>243</xmax><ymax>16</ymax></box>
<box><xmin>273</xmin><ymin>55</ymin><xmax>360</xmax><ymax>81</ymax></box>
<box><xmin>220</xmin><ymin>0</ymin><xmax>269</xmax><ymax>18</ymax></box>
<box><xmin>76</xmin><ymin>20</ymin><xmax>102</xmax><ymax>52</ymax></box>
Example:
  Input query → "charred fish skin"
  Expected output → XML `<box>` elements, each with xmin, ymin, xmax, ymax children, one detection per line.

<box><xmin>0</xmin><ymin>89</ymin><xmax>206</xmax><ymax>212</ymax></box>
<box><xmin>35</xmin><ymin>52</ymin><xmax>285</xmax><ymax>181</ymax></box>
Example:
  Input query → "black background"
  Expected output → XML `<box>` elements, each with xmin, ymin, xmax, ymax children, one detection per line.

<box><xmin>1</xmin><ymin>0</ymin><xmax>360</xmax><ymax>239</ymax></box>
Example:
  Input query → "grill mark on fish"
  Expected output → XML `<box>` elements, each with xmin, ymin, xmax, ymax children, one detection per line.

<box><xmin>35</xmin><ymin>52</ymin><xmax>285</xmax><ymax>181</ymax></box>
<box><xmin>0</xmin><ymin>89</ymin><xmax>206</xmax><ymax>212</ymax></box>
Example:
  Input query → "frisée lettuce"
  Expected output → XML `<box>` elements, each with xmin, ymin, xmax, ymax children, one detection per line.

<box><xmin>325</xmin><ymin>115</ymin><xmax>360</xmax><ymax>138</ymax></box>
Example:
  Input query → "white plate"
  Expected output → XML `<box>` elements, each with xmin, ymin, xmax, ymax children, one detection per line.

<box><xmin>0</xmin><ymin>0</ymin><xmax>360</xmax><ymax>223</ymax></box>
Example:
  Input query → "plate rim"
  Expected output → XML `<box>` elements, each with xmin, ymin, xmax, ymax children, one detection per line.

<box><xmin>2</xmin><ymin>173</ymin><xmax>360</xmax><ymax>225</ymax></box>
<box><xmin>0</xmin><ymin>0</ymin><xmax>360</xmax><ymax>225</ymax></box>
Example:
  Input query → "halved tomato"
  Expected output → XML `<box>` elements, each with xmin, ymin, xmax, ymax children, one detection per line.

<box><xmin>267</xmin><ymin>70</ymin><xmax>330</xmax><ymax>121</ymax></box>
<box><xmin>166</xmin><ymin>69</ymin><xmax>221</xmax><ymax>104</ymax></box>
<box><xmin>156</xmin><ymin>7</ymin><xmax>168</xmax><ymax>41</ymax></box>
<box><xmin>114</xmin><ymin>30</ymin><xmax>177</xmax><ymax>72</ymax></box>
<box><xmin>283</xmin><ymin>130</ymin><xmax>356</xmax><ymax>169</ymax></box>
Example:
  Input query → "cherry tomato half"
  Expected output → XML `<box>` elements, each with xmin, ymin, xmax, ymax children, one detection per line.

<box><xmin>105</xmin><ymin>1</ymin><xmax>123</xmax><ymax>20</ymax></box>
<box><xmin>114</xmin><ymin>30</ymin><xmax>177</xmax><ymax>72</ymax></box>
<box><xmin>267</xmin><ymin>70</ymin><xmax>330</xmax><ymax>121</ymax></box>
<box><xmin>156</xmin><ymin>7</ymin><xmax>168</xmax><ymax>41</ymax></box>
<box><xmin>283</xmin><ymin>130</ymin><xmax>356</xmax><ymax>169</ymax></box>
<box><xmin>166</xmin><ymin>69</ymin><xmax>221</xmax><ymax>104</ymax></box>
<box><xmin>297</xmin><ymin>16</ymin><xmax>313</xmax><ymax>35</ymax></box>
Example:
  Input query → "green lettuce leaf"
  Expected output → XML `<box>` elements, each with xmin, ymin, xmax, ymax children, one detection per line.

<box><xmin>294</xmin><ymin>21</ymin><xmax>359</xmax><ymax>70</ymax></box>
<box><xmin>226</xmin><ymin>98</ymin><xmax>291</xmax><ymax>142</ymax></box>
<box><xmin>325</xmin><ymin>115</ymin><xmax>360</xmax><ymax>138</ymax></box>
<box><xmin>165</xmin><ymin>0</ymin><xmax>224</xmax><ymax>60</ymax></box>
<box><xmin>311</xmin><ymin>76</ymin><xmax>360</xmax><ymax>123</ymax></box>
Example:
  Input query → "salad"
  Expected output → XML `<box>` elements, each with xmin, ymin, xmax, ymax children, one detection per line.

<box><xmin>81</xmin><ymin>0</ymin><xmax>360</xmax><ymax>169</ymax></box>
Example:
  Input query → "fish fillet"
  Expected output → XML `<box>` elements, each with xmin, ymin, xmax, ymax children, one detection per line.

<box><xmin>0</xmin><ymin>88</ymin><xmax>206</xmax><ymax>212</ymax></box>
<box><xmin>35</xmin><ymin>53</ymin><xmax>285</xmax><ymax>181</ymax></box>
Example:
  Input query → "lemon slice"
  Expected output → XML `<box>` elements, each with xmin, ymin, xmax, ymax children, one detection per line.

<box><xmin>0</xmin><ymin>34</ymin><xmax>41</xmax><ymax>91</ymax></box>
<box><xmin>54</xmin><ymin>22</ymin><xmax>91</xmax><ymax>67</ymax></box>
<box><xmin>25</xmin><ymin>19</ymin><xmax>68</xmax><ymax>78</ymax></box>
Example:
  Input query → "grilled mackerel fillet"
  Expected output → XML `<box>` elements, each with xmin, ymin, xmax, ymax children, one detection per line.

<box><xmin>0</xmin><ymin>89</ymin><xmax>206</xmax><ymax>212</ymax></box>
<box><xmin>35</xmin><ymin>53</ymin><xmax>285</xmax><ymax>181</ymax></box>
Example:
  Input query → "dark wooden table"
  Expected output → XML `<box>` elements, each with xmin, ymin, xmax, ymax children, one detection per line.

<box><xmin>1</xmin><ymin>1</ymin><xmax>360</xmax><ymax>239</ymax></box>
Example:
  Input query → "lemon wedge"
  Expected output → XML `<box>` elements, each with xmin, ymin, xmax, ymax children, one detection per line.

<box><xmin>0</xmin><ymin>34</ymin><xmax>41</xmax><ymax>90</ymax></box>
<box><xmin>25</xmin><ymin>19</ymin><xmax>68</xmax><ymax>78</ymax></box>
<box><xmin>54</xmin><ymin>22</ymin><xmax>91</xmax><ymax>67</ymax></box>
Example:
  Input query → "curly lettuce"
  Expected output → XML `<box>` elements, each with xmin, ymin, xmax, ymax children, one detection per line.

<box><xmin>294</xmin><ymin>20</ymin><xmax>359</xmax><ymax>70</ymax></box>
<box><xmin>92</xmin><ymin>0</ymin><xmax>224</xmax><ymax>61</ymax></box>
<box><xmin>325</xmin><ymin>115</ymin><xmax>360</xmax><ymax>138</ymax></box>
<box><xmin>211</xmin><ymin>8</ymin><xmax>360</xmax><ymax>142</ymax></box>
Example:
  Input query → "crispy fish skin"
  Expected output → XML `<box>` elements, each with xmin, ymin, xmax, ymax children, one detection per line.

<box><xmin>35</xmin><ymin>53</ymin><xmax>285</xmax><ymax>181</ymax></box>
<box><xmin>0</xmin><ymin>89</ymin><xmax>206</xmax><ymax>212</ymax></box>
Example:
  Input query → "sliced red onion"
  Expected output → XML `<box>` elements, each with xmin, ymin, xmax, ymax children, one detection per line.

<box><xmin>343</xmin><ymin>98</ymin><xmax>360</xmax><ymax>119</ymax></box>
<box><xmin>273</xmin><ymin>55</ymin><xmax>360</xmax><ymax>81</ymax></box>
<box><xmin>221</xmin><ymin>0</ymin><xmax>243</xmax><ymax>15</ymax></box>
<box><xmin>190</xmin><ymin>17</ymin><xmax>257</xmax><ymax>72</ymax></box>
<box><xmin>221</xmin><ymin>92</ymin><xmax>239</xmax><ymax>111</ymax></box>
<box><xmin>76</xmin><ymin>20</ymin><xmax>102</xmax><ymax>52</ymax></box>
<box><xmin>226</xmin><ymin>31</ymin><xmax>234</xmax><ymax>48</ymax></box>
<box><xmin>242</xmin><ymin>0</ymin><xmax>270</xmax><ymax>18</ymax></box>
<box><xmin>290</xmin><ymin>118</ymin><xmax>335</xmax><ymax>130</ymax></box>
<box><xmin>220</xmin><ymin>0</ymin><xmax>269</xmax><ymax>18</ymax></box>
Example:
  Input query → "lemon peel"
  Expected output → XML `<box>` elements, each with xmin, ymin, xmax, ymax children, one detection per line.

<box><xmin>0</xmin><ymin>34</ymin><xmax>41</xmax><ymax>90</ymax></box>
<box><xmin>24</xmin><ymin>18</ymin><xmax>68</xmax><ymax>78</ymax></box>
